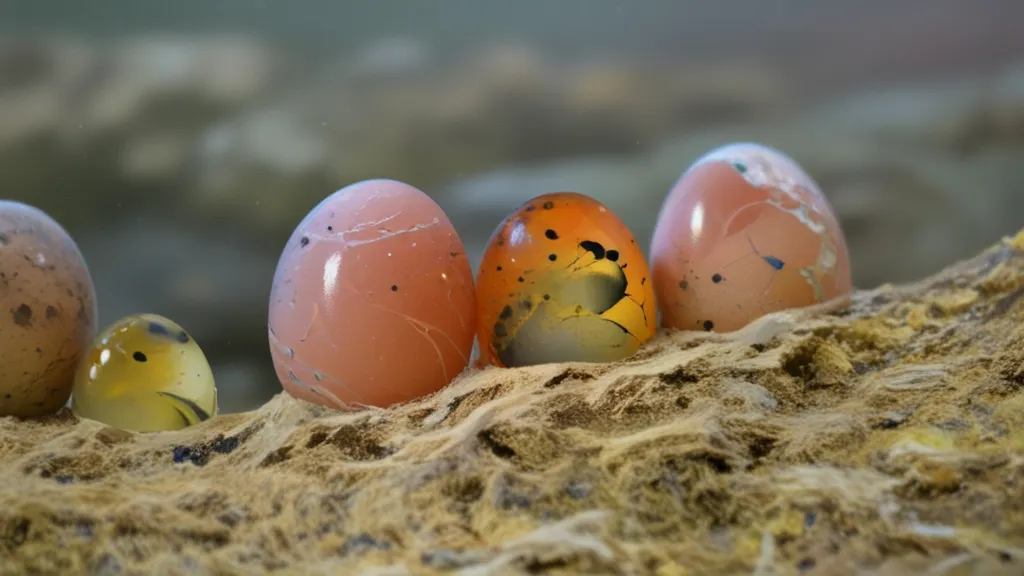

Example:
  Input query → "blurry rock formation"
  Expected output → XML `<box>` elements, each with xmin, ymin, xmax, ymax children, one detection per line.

<box><xmin>0</xmin><ymin>34</ymin><xmax>1022</xmax><ymax>411</ymax></box>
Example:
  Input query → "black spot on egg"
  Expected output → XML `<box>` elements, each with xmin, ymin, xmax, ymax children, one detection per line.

<box><xmin>133</xmin><ymin>351</ymin><xmax>147</xmax><ymax>362</ymax></box>
<box><xmin>45</xmin><ymin>305</ymin><xmax>58</xmax><ymax>319</ymax></box>
<box><xmin>518</xmin><ymin>277</ymin><xmax>525</xmax><ymax>283</ymax></box>
<box><xmin>148</xmin><ymin>322</ymin><xmax>171</xmax><ymax>337</ymax></box>
<box><xmin>548</xmin><ymin>254</ymin><xmax>557</xmax><ymax>261</ymax></box>
<box><xmin>149</xmin><ymin>321</ymin><xmax>190</xmax><ymax>344</ymax></box>
<box><xmin>703</xmin><ymin>320</ymin><xmax>714</xmax><ymax>331</ymax></box>
<box><xmin>679</xmin><ymin>280</ymin><xmax>689</xmax><ymax>290</ymax></box>
<box><xmin>499</xmin><ymin>305</ymin><xmax>513</xmax><ymax>320</ymax></box>
<box><xmin>543</xmin><ymin>201</ymin><xmax>554</xmax><ymax>210</ymax></box>
<box><xmin>579</xmin><ymin>240</ymin><xmax>606</xmax><ymax>260</ymax></box>
<box><xmin>606</xmin><ymin>250</ymin><xmax>619</xmax><ymax>262</ymax></box>
<box><xmin>300</xmin><ymin>236</ymin><xmax>310</xmax><ymax>247</ymax></box>
<box><xmin>525</xmin><ymin>205</ymin><xmax>536</xmax><ymax>212</ymax></box>
<box><xmin>11</xmin><ymin>304</ymin><xmax>32</xmax><ymax>326</ymax></box>
<box><xmin>545</xmin><ymin>229</ymin><xmax>558</xmax><ymax>240</ymax></box>
<box><xmin>391</xmin><ymin>285</ymin><xmax>398</xmax><ymax>292</ymax></box>
<box><xmin>496</xmin><ymin>266</ymin><xmax>503</xmax><ymax>271</ymax></box>
<box><xmin>712</xmin><ymin>273</ymin><xmax>723</xmax><ymax>283</ymax></box>
<box><xmin>493</xmin><ymin>323</ymin><xmax>508</xmax><ymax>338</ymax></box>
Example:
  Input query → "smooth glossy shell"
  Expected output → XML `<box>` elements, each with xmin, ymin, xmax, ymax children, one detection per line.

<box><xmin>0</xmin><ymin>201</ymin><xmax>97</xmax><ymax>417</ymax></box>
<box><xmin>268</xmin><ymin>179</ymin><xmax>476</xmax><ymax>409</ymax></box>
<box><xmin>650</xmin><ymin>142</ymin><xmax>852</xmax><ymax>333</ymax></box>
<box><xmin>71</xmin><ymin>313</ymin><xmax>218</xmax><ymax>432</ymax></box>
<box><xmin>476</xmin><ymin>192</ymin><xmax>656</xmax><ymax>367</ymax></box>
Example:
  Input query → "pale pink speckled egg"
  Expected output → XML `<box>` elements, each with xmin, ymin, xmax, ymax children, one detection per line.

<box><xmin>650</xmin><ymin>142</ymin><xmax>852</xmax><ymax>333</ymax></box>
<box><xmin>268</xmin><ymin>179</ymin><xmax>476</xmax><ymax>410</ymax></box>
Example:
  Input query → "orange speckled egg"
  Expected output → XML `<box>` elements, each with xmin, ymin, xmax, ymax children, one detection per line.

<box><xmin>650</xmin><ymin>142</ymin><xmax>852</xmax><ymax>333</ymax></box>
<box><xmin>0</xmin><ymin>201</ymin><xmax>98</xmax><ymax>417</ymax></box>
<box><xmin>476</xmin><ymin>192</ymin><xmax>656</xmax><ymax>367</ymax></box>
<box><xmin>268</xmin><ymin>179</ymin><xmax>476</xmax><ymax>410</ymax></box>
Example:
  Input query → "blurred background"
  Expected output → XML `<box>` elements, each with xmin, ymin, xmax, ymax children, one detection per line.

<box><xmin>2</xmin><ymin>0</ymin><xmax>1022</xmax><ymax>412</ymax></box>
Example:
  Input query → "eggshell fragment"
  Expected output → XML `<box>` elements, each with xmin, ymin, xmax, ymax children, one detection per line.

<box><xmin>268</xmin><ymin>179</ymin><xmax>476</xmax><ymax>409</ymax></box>
<box><xmin>0</xmin><ymin>201</ymin><xmax>98</xmax><ymax>417</ymax></box>
<box><xmin>650</xmin><ymin>142</ymin><xmax>852</xmax><ymax>333</ymax></box>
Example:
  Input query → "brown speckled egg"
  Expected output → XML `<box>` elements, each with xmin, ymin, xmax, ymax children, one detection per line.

<box><xmin>268</xmin><ymin>179</ymin><xmax>476</xmax><ymax>410</ymax></box>
<box><xmin>650</xmin><ymin>142</ymin><xmax>852</xmax><ymax>333</ymax></box>
<box><xmin>0</xmin><ymin>201</ymin><xmax>97</xmax><ymax>417</ymax></box>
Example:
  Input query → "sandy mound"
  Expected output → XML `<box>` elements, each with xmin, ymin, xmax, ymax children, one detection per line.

<box><xmin>3</xmin><ymin>230</ymin><xmax>1024</xmax><ymax>575</ymax></box>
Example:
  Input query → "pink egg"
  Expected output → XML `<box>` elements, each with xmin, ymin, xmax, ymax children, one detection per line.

<box><xmin>268</xmin><ymin>179</ymin><xmax>476</xmax><ymax>409</ymax></box>
<box><xmin>650</xmin><ymin>142</ymin><xmax>852</xmax><ymax>333</ymax></box>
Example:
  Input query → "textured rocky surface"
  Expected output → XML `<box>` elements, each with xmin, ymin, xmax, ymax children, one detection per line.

<box><xmin>2</xmin><ymin>230</ymin><xmax>1023</xmax><ymax>575</ymax></box>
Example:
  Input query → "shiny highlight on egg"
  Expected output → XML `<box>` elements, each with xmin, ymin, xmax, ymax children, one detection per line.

<box><xmin>268</xmin><ymin>179</ymin><xmax>476</xmax><ymax>410</ymax></box>
<box><xmin>650</xmin><ymin>142</ymin><xmax>852</xmax><ymax>333</ymax></box>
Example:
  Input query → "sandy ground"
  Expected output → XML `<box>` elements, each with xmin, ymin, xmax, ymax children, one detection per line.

<box><xmin>2</xmin><ymin>230</ymin><xmax>1024</xmax><ymax>575</ymax></box>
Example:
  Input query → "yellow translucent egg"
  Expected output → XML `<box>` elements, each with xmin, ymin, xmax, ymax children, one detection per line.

<box><xmin>71</xmin><ymin>314</ymin><xmax>218</xmax><ymax>432</ymax></box>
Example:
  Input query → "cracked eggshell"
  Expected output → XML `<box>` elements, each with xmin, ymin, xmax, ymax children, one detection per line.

<box><xmin>650</xmin><ymin>142</ymin><xmax>852</xmax><ymax>333</ymax></box>
<box><xmin>268</xmin><ymin>179</ymin><xmax>476</xmax><ymax>410</ymax></box>
<box><xmin>0</xmin><ymin>201</ymin><xmax>98</xmax><ymax>417</ymax></box>
<box><xmin>476</xmin><ymin>192</ymin><xmax>656</xmax><ymax>367</ymax></box>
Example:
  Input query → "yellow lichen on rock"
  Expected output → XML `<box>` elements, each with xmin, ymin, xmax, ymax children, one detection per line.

<box><xmin>2</xmin><ymin>230</ymin><xmax>1024</xmax><ymax>575</ymax></box>
<box><xmin>1007</xmin><ymin>229</ymin><xmax>1024</xmax><ymax>252</ymax></box>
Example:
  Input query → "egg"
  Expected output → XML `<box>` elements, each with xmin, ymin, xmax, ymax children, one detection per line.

<box><xmin>650</xmin><ymin>142</ymin><xmax>852</xmax><ymax>333</ymax></box>
<box><xmin>0</xmin><ymin>201</ymin><xmax>97</xmax><ymax>418</ymax></box>
<box><xmin>268</xmin><ymin>179</ymin><xmax>476</xmax><ymax>409</ymax></box>
<box><xmin>71</xmin><ymin>314</ymin><xmax>217</xmax><ymax>432</ymax></box>
<box><xmin>476</xmin><ymin>192</ymin><xmax>656</xmax><ymax>367</ymax></box>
